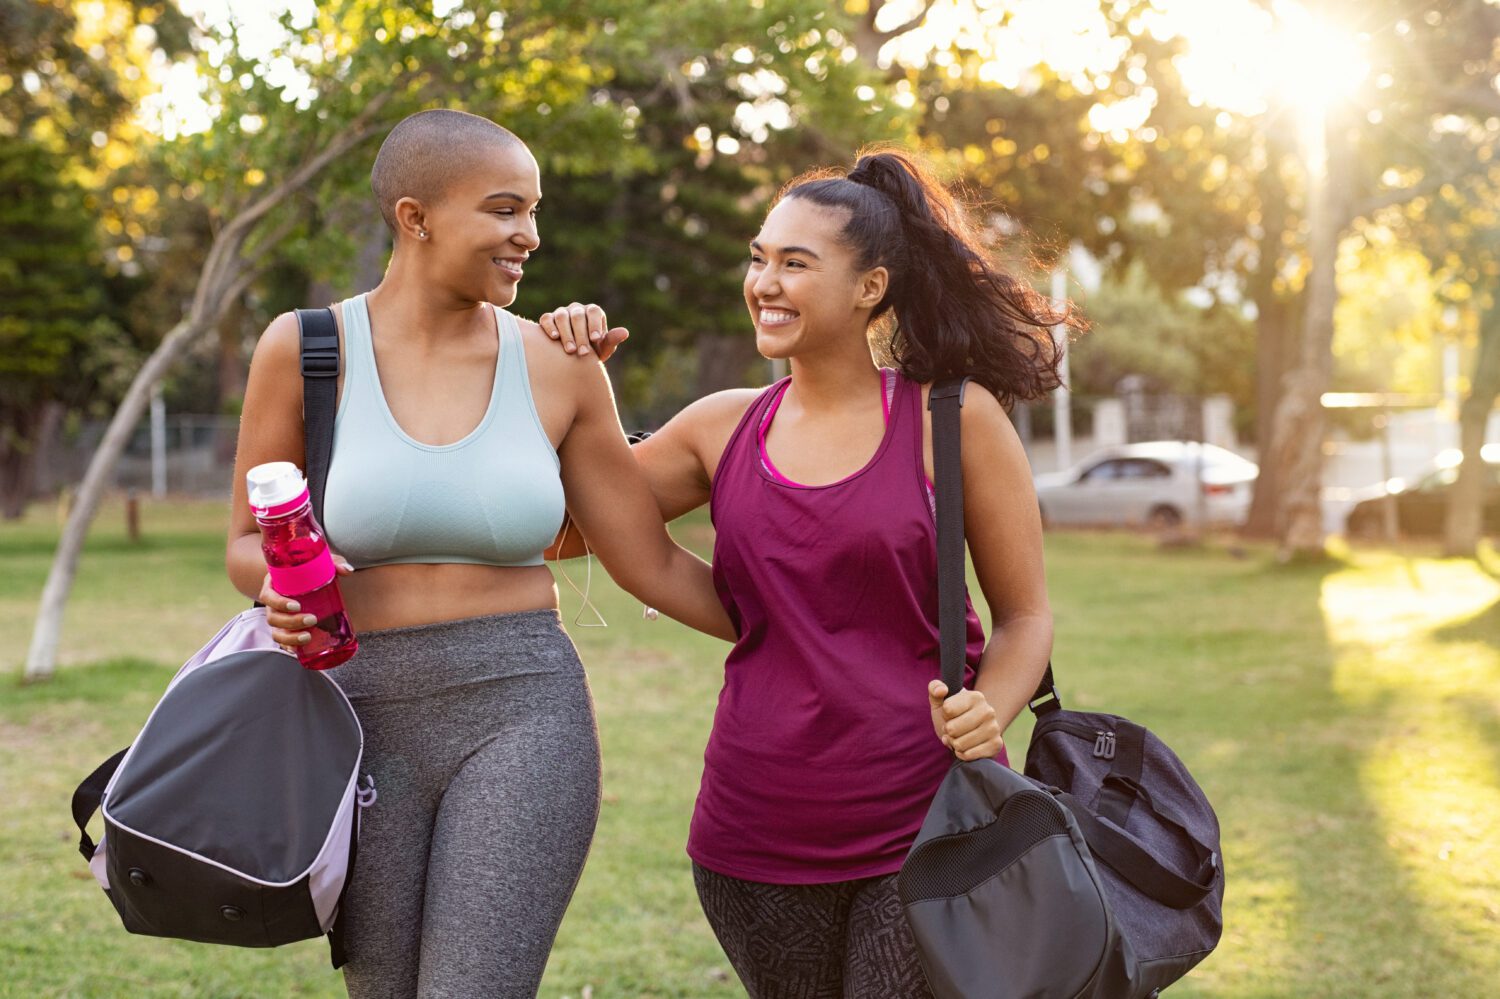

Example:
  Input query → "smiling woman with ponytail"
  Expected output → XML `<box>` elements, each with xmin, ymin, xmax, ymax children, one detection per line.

<box><xmin>542</xmin><ymin>145</ymin><xmax>1079</xmax><ymax>998</ymax></box>
<box><xmin>792</xmin><ymin>148</ymin><xmax>1070</xmax><ymax>404</ymax></box>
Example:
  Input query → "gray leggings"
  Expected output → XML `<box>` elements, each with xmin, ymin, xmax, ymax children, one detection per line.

<box><xmin>333</xmin><ymin>610</ymin><xmax>601</xmax><ymax>999</ymax></box>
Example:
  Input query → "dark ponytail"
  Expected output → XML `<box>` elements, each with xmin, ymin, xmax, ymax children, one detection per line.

<box><xmin>779</xmin><ymin>148</ymin><xmax>1080</xmax><ymax>407</ymax></box>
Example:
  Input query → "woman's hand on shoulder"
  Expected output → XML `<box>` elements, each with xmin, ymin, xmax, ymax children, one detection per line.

<box><xmin>928</xmin><ymin>681</ymin><xmax>1005</xmax><ymax>761</ymax></box>
<box><xmin>538</xmin><ymin>301</ymin><xmax>629</xmax><ymax>360</ymax></box>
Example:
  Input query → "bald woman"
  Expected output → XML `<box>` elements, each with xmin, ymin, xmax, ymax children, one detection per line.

<box><xmin>226</xmin><ymin>109</ymin><xmax>734</xmax><ymax>998</ymax></box>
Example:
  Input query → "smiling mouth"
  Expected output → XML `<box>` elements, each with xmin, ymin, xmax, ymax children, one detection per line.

<box><xmin>493</xmin><ymin>258</ymin><xmax>525</xmax><ymax>279</ymax></box>
<box><xmin>758</xmin><ymin>308</ymin><xmax>798</xmax><ymax>326</ymax></box>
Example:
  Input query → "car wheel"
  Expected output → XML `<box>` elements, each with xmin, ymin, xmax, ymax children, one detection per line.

<box><xmin>1147</xmin><ymin>505</ymin><xmax>1183</xmax><ymax>531</ymax></box>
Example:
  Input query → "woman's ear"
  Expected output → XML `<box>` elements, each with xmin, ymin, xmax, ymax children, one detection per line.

<box><xmin>856</xmin><ymin>265</ymin><xmax>889</xmax><ymax>310</ymax></box>
<box><xmin>393</xmin><ymin>196</ymin><xmax>429</xmax><ymax>242</ymax></box>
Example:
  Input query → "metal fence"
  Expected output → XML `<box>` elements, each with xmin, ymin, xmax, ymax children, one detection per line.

<box><xmin>33</xmin><ymin>390</ymin><xmax>1245</xmax><ymax>500</ymax></box>
<box><xmin>38</xmin><ymin>415</ymin><xmax>241</xmax><ymax>498</ymax></box>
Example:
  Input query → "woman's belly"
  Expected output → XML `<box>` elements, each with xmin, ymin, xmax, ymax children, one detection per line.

<box><xmin>337</xmin><ymin>561</ymin><xmax>560</xmax><ymax>631</ymax></box>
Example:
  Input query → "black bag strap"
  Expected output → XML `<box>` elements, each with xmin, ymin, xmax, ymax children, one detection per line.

<box><xmin>1055</xmin><ymin>787</ymin><xmax>1220</xmax><ymax>910</ymax></box>
<box><xmin>1096</xmin><ymin>719</ymin><xmax>1147</xmax><ymax>827</ymax></box>
<box><xmin>928</xmin><ymin>378</ymin><xmax>1057</xmax><ymax>709</ymax></box>
<box><xmin>326</xmin><ymin>804</ymin><xmax>360</xmax><ymax>968</ymax></box>
<box><xmin>928</xmin><ymin>378</ymin><xmax>969</xmax><ymax>699</ymax></box>
<box><xmin>71</xmin><ymin>747</ymin><xmax>128</xmax><ymax>863</ymax></box>
<box><xmin>295</xmin><ymin>307</ymin><xmax>340</xmax><ymax>523</ymax></box>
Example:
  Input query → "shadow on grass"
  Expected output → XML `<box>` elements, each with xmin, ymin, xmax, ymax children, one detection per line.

<box><xmin>1429</xmin><ymin>595</ymin><xmax>1500</xmax><ymax>646</ymax></box>
<box><xmin>1296</xmin><ymin>556</ymin><xmax>1498</xmax><ymax>995</ymax></box>
<box><xmin>1083</xmin><ymin>543</ymin><xmax>1481</xmax><ymax>996</ymax></box>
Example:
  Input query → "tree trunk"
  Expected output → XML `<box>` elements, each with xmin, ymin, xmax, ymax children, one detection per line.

<box><xmin>353</xmin><ymin>215</ymin><xmax>390</xmax><ymax>293</ymax></box>
<box><xmin>696</xmin><ymin>332</ymin><xmax>761</xmax><ymax>397</ymax></box>
<box><xmin>1443</xmin><ymin>308</ymin><xmax>1500</xmax><ymax>557</ymax></box>
<box><xmin>0</xmin><ymin>407</ymin><xmax>43</xmax><ymax>520</ymax></box>
<box><xmin>217</xmin><ymin>295</ymin><xmax>249</xmax><ymax>408</ymax></box>
<box><xmin>851</xmin><ymin>0</ymin><xmax>936</xmax><ymax>69</ymax></box>
<box><xmin>1243</xmin><ymin>300</ymin><xmax>1294</xmax><ymax>538</ymax></box>
<box><xmin>1243</xmin><ymin>116</ymin><xmax>1297</xmax><ymax>540</ymax></box>
<box><xmin>22</xmin><ymin>107</ymin><xmax>386</xmax><ymax>681</ymax></box>
<box><xmin>23</xmin><ymin>317</ymin><xmax>206</xmax><ymax>679</ymax></box>
<box><xmin>1265</xmin><ymin>110</ymin><xmax>1354</xmax><ymax>559</ymax></box>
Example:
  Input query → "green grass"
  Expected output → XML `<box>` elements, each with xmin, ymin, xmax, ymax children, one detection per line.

<box><xmin>2</xmin><ymin>498</ymin><xmax>1497</xmax><ymax>997</ymax></box>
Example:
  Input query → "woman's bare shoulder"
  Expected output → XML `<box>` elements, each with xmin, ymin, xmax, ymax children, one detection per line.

<box><xmin>511</xmin><ymin>311</ymin><xmax>598</xmax><ymax>387</ymax></box>
<box><xmin>677</xmin><ymin>387</ymin><xmax>762</xmax><ymax>430</ymax></box>
<box><xmin>250</xmin><ymin>311</ymin><xmax>303</xmax><ymax>368</ymax></box>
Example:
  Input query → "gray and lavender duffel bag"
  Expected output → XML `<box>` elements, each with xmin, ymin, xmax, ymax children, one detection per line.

<box><xmin>71</xmin><ymin>607</ymin><xmax>372</xmax><ymax>965</ymax></box>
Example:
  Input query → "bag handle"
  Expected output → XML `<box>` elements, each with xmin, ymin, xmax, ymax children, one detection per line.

<box><xmin>927</xmin><ymin>378</ymin><xmax>1056</xmax><ymax>709</ymax></box>
<box><xmin>71</xmin><ymin>747</ymin><xmax>128</xmax><ymax>862</ymax></box>
<box><xmin>1054</xmin><ymin>787</ymin><xmax>1220</xmax><ymax>910</ymax></box>
<box><xmin>296</xmin><ymin>306</ymin><xmax>340</xmax><ymax>524</ymax></box>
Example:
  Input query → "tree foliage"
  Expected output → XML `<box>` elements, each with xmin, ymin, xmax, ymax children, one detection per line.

<box><xmin>0</xmin><ymin>137</ymin><xmax>134</xmax><ymax>516</ymax></box>
<box><xmin>1068</xmin><ymin>262</ymin><xmax>1254</xmax><ymax>412</ymax></box>
<box><xmin>517</xmin><ymin>1</ymin><xmax>906</xmax><ymax>414</ymax></box>
<box><xmin>0</xmin><ymin>0</ymin><xmax>191</xmax><ymax>518</ymax></box>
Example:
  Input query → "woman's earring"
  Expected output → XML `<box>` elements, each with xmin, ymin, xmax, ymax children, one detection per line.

<box><xmin>418</xmin><ymin>229</ymin><xmax>428</xmax><ymax>239</ymax></box>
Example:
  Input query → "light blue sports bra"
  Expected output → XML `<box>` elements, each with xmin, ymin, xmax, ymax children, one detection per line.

<box><xmin>321</xmin><ymin>293</ymin><xmax>565</xmax><ymax>569</ymax></box>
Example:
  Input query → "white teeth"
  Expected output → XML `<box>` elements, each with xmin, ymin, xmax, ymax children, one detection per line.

<box><xmin>494</xmin><ymin>259</ymin><xmax>523</xmax><ymax>277</ymax></box>
<box><xmin>760</xmin><ymin>310</ymin><xmax>797</xmax><ymax>324</ymax></box>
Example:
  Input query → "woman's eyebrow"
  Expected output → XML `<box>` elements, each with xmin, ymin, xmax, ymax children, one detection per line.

<box><xmin>482</xmin><ymin>191</ymin><xmax>541</xmax><ymax>204</ymax></box>
<box><xmin>749</xmin><ymin>239</ymin><xmax>821</xmax><ymax>260</ymax></box>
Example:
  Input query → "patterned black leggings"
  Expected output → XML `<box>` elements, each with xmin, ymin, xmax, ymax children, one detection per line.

<box><xmin>693</xmin><ymin>863</ymin><xmax>934</xmax><ymax>999</ymax></box>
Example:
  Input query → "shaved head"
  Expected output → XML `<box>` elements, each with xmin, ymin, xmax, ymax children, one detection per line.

<box><xmin>370</xmin><ymin>109</ymin><xmax>524</xmax><ymax>234</ymax></box>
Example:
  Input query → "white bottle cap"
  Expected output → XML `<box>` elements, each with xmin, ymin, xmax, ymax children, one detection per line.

<box><xmin>246</xmin><ymin>461</ymin><xmax>308</xmax><ymax>516</ymax></box>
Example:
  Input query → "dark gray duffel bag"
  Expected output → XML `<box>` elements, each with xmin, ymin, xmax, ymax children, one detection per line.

<box><xmin>72</xmin><ymin>609</ymin><xmax>371</xmax><ymax>963</ymax></box>
<box><xmin>898</xmin><ymin>379</ymin><xmax>1223</xmax><ymax>998</ymax></box>
<box><xmin>1024</xmin><ymin>703</ymin><xmax>1223</xmax><ymax>992</ymax></box>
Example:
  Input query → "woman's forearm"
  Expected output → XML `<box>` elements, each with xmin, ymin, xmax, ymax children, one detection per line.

<box><xmin>606</xmin><ymin>543</ymin><xmax>735</xmax><ymax>641</ymax></box>
<box><xmin>974</xmin><ymin>613</ymin><xmax>1054</xmax><ymax>731</ymax></box>
<box><xmin>227</xmin><ymin>532</ymin><xmax>269</xmax><ymax>601</ymax></box>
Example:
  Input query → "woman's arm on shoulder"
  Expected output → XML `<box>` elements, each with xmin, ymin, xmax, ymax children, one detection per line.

<box><xmin>544</xmin><ymin>377</ymin><xmax>758</xmax><ymax>558</ymax></box>
<box><xmin>959</xmin><ymin>389</ymin><xmax>1053</xmax><ymax>728</ymax></box>
<box><xmin>554</xmin><ymin>353</ymin><xmax>736</xmax><ymax>640</ymax></box>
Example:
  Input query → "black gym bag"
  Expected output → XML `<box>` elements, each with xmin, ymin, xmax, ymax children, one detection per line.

<box><xmin>897</xmin><ymin>378</ymin><xmax>1225</xmax><ymax>998</ymax></box>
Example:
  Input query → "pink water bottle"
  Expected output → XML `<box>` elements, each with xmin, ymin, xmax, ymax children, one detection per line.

<box><xmin>247</xmin><ymin>461</ymin><xmax>358</xmax><ymax>670</ymax></box>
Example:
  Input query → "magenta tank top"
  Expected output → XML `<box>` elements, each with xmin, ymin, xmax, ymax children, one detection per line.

<box><xmin>688</xmin><ymin>371</ymin><xmax>994</xmax><ymax>884</ymax></box>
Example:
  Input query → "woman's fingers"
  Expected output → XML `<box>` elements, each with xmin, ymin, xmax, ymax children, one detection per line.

<box><xmin>584</xmin><ymin>303</ymin><xmax>605</xmax><ymax>343</ymax></box>
<box><xmin>931</xmin><ymin>686</ymin><xmax>1002</xmax><ymax>758</ymax></box>
<box><xmin>557</xmin><ymin>308</ymin><xmax>581</xmax><ymax>353</ymax></box>
<box><xmin>950</xmin><ymin>718</ymin><xmax>1003</xmax><ymax>755</ymax></box>
<box><xmin>540</xmin><ymin>307</ymin><xmax>580</xmax><ymax>353</ymax></box>
<box><xmin>258</xmin><ymin>574</ymin><xmax>315</xmax><ymax>650</ymax></box>
<box><xmin>594</xmin><ymin>326</ymin><xmax>629</xmax><ymax>363</ymax></box>
<box><xmin>540</xmin><ymin>303</ymin><xmax>614</xmax><ymax>355</ymax></box>
<box><xmin>927</xmin><ymin>680</ymin><xmax>952</xmax><ymax>745</ymax></box>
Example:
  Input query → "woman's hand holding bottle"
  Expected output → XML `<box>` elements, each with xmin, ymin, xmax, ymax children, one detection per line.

<box><xmin>259</xmin><ymin>559</ymin><xmax>356</xmax><ymax>653</ymax></box>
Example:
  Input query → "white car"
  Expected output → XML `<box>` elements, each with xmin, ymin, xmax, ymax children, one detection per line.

<box><xmin>1033</xmin><ymin>442</ymin><xmax>1258</xmax><ymax>530</ymax></box>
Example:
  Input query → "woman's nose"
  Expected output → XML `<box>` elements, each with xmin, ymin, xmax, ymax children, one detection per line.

<box><xmin>751</xmin><ymin>267</ymin><xmax>779</xmax><ymax>298</ymax></box>
<box><xmin>517</xmin><ymin>216</ymin><xmax>540</xmax><ymax>251</ymax></box>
